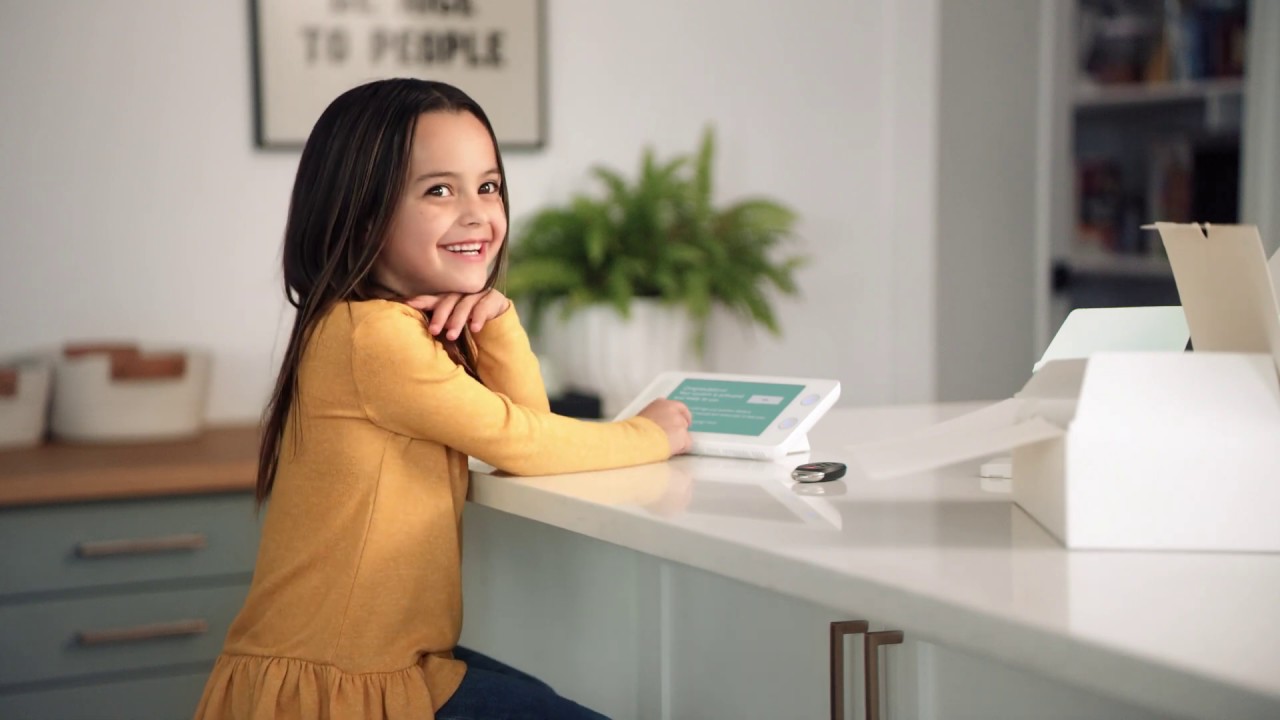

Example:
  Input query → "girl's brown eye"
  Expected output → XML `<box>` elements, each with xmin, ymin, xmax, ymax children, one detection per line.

<box><xmin>426</xmin><ymin>185</ymin><xmax>451</xmax><ymax>197</ymax></box>
<box><xmin>480</xmin><ymin>181</ymin><xmax>500</xmax><ymax>194</ymax></box>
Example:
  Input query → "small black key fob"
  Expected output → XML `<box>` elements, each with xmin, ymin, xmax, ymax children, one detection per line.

<box><xmin>791</xmin><ymin>461</ymin><xmax>847</xmax><ymax>483</ymax></box>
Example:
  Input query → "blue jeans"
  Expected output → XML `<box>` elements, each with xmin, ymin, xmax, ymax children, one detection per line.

<box><xmin>435</xmin><ymin>646</ymin><xmax>611</xmax><ymax>720</ymax></box>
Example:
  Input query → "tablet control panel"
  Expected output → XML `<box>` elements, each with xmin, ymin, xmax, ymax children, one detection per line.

<box><xmin>667</xmin><ymin>379</ymin><xmax>806</xmax><ymax>435</ymax></box>
<box><xmin>616</xmin><ymin>371</ymin><xmax>841</xmax><ymax>461</ymax></box>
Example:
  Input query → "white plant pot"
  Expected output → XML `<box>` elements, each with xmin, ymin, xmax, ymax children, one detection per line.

<box><xmin>0</xmin><ymin>359</ymin><xmax>53</xmax><ymax>450</ymax></box>
<box><xmin>539</xmin><ymin>299</ymin><xmax>702</xmax><ymax>419</ymax></box>
<box><xmin>50</xmin><ymin>349</ymin><xmax>211</xmax><ymax>443</ymax></box>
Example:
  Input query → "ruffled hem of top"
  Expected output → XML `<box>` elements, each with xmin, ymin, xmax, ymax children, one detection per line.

<box><xmin>193</xmin><ymin>652</ymin><xmax>462</xmax><ymax>720</ymax></box>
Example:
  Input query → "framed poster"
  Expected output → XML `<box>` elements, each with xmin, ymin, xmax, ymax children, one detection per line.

<box><xmin>250</xmin><ymin>0</ymin><xmax>545</xmax><ymax>150</ymax></box>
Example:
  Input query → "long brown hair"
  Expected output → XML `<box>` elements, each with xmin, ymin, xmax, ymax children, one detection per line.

<box><xmin>256</xmin><ymin>79</ymin><xmax>510</xmax><ymax>505</ymax></box>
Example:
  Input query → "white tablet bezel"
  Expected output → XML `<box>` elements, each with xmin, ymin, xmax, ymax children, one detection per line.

<box><xmin>613</xmin><ymin>371</ymin><xmax>842</xmax><ymax>460</ymax></box>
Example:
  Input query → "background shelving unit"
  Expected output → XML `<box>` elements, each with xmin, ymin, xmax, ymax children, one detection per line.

<box><xmin>1073</xmin><ymin>76</ymin><xmax>1243</xmax><ymax>108</ymax></box>
<box><xmin>1049</xmin><ymin>0</ymin><xmax>1251</xmax><ymax>333</ymax></box>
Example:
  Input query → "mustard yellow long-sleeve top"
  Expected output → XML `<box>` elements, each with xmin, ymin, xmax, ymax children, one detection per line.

<box><xmin>194</xmin><ymin>299</ymin><xmax>669</xmax><ymax>720</ymax></box>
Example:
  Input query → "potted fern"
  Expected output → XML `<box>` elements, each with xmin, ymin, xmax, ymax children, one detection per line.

<box><xmin>505</xmin><ymin>128</ymin><xmax>805</xmax><ymax>416</ymax></box>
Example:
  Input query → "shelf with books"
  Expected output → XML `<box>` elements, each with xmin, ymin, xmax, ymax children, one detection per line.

<box><xmin>1051</xmin><ymin>243</ymin><xmax>1181</xmax><ymax>312</ymax></box>
<box><xmin>1060</xmin><ymin>248</ymin><xmax>1172</xmax><ymax>279</ymax></box>
<box><xmin>1077</xmin><ymin>0</ymin><xmax>1247</xmax><ymax>90</ymax></box>
<box><xmin>1074</xmin><ymin>134</ymin><xmax>1240</xmax><ymax>268</ymax></box>
<box><xmin>1074</xmin><ymin>77</ymin><xmax>1244</xmax><ymax>109</ymax></box>
<box><xmin>1051</xmin><ymin>247</ymin><xmax>1177</xmax><ymax>301</ymax></box>
<box><xmin>1044</xmin><ymin>0</ymin><xmax>1266</xmax><ymax>331</ymax></box>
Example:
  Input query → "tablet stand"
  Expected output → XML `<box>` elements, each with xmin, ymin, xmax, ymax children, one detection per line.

<box><xmin>782</xmin><ymin>433</ymin><xmax>810</xmax><ymax>455</ymax></box>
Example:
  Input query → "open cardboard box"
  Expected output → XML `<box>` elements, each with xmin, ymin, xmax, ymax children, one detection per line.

<box><xmin>853</xmin><ymin>224</ymin><xmax>1280</xmax><ymax>552</ymax></box>
<box><xmin>1012</xmin><ymin>351</ymin><xmax>1280</xmax><ymax>551</ymax></box>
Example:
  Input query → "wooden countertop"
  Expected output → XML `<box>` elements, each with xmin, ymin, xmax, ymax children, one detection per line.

<box><xmin>0</xmin><ymin>425</ymin><xmax>260</xmax><ymax>507</ymax></box>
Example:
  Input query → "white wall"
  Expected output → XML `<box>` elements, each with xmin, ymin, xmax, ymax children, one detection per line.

<box><xmin>1242</xmin><ymin>0</ymin><xmax>1280</xmax><ymax>252</ymax></box>
<box><xmin>934</xmin><ymin>0</ymin><xmax>1041</xmax><ymax>401</ymax></box>
<box><xmin>0</xmin><ymin>1</ymin><xmax>298</xmax><ymax>423</ymax></box>
<box><xmin>0</xmin><ymin>0</ymin><xmax>943</xmax><ymax>423</ymax></box>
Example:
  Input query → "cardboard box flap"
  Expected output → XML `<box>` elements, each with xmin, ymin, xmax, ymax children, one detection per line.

<box><xmin>1014</xmin><ymin>358</ymin><xmax>1086</xmax><ymax>429</ymax></box>
<box><xmin>847</xmin><ymin>399</ymin><xmax>1063</xmax><ymax>478</ymax></box>
<box><xmin>1271</xmin><ymin>244</ymin><xmax>1280</xmax><ymax>304</ymax></box>
<box><xmin>1017</xmin><ymin>358</ymin><xmax>1087</xmax><ymax>401</ymax></box>
<box><xmin>1149</xmin><ymin>223</ymin><xmax>1280</xmax><ymax>375</ymax></box>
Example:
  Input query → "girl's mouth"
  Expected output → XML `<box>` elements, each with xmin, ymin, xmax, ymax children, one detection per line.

<box><xmin>441</xmin><ymin>241</ymin><xmax>487</xmax><ymax>259</ymax></box>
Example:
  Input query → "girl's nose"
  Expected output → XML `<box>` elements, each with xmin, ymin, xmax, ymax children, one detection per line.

<box><xmin>459</xmin><ymin>195</ymin><xmax>486</xmax><ymax>226</ymax></box>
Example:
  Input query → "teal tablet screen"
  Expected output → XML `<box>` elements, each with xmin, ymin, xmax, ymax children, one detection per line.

<box><xmin>667</xmin><ymin>379</ymin><xmax>804</xmax><ymax>436</ymax></box>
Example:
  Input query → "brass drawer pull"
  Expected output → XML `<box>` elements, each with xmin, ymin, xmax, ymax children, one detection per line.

<box><xmin>829</xmin><ymin>620</ymin><xmax>868</xmax><ymax>719</ymax></box>
<box><xmin>75</xmin><ymin>533</ymin><xmax>207</xmax><ymax>558</ymax></box>
<box><xmin>865</xmin><ymin>630</ymin><xmax>904</xmax><ymax>720</ymax></box>
<box><xmin>76</xmin><ymin>619</ymin><xmax>209</xmax><ymax>646</ymax></box>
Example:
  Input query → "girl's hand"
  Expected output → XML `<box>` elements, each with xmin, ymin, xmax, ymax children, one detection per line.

<box><xmin>637</xmin><ymin>399</ymin><xmax>693</xmax><ymax>457</ymax></box>
<box><xmin>404</xmin><ymin>290</ymin><xmax>511</xmax><ymax>340</ymax></box>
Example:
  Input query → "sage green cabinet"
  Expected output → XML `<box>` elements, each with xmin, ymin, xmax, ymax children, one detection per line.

<box><xmin>0</xmin><ymin>671</ymin><xmax>212</xmax><ymax>720</ymax></box>
<box><xmin>0</xmin><ymin>492</ymin><xmax>259</xmax><ymax>720</ymax></box>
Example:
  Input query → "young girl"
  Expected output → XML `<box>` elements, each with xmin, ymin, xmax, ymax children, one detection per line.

<box><xmin>194</xmin><ymin>79</ymin><xmax>692</xmax><ymax>720</ymax></box>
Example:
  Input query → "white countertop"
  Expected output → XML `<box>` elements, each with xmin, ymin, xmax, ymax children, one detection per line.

<box><xmin>468</xmin><ymin>403</ymin><xmax>1280</xmax><ymax>719</ymax></box>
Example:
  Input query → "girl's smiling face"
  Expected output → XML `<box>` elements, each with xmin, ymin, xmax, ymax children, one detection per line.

<box><xmin>374</xmin><ymin>110</ymin><xmax>507</xmax><ymax>297</ymax></box>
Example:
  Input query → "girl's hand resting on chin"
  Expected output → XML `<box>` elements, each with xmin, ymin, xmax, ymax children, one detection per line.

<box><xmin>405</xmin><ymin>290</ymin><xmax>692</xmax><ymax>457</ymax></box>
<box><xmin>638</xmin><ymin>399</ymin><xmax>693</xmax><ymax>457</ymax></box>
<box><xmin>405</xmin><ymin>289</ymin><xmax>511</xmax><ymax>340</ymax></box>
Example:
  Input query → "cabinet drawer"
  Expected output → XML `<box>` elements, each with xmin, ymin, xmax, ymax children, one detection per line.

<box><xmin>0</xmin><ymin>669</ymin><xmax>210</xmax><ymax>720</ymax></box>
<box><xmin>0</xmin><ymin>583</ymin><xmax>245</xmax><ymax>688</ymax></box>
<box><xmin>0</xmin><ymin>493</ymin><xmax>259</xmax><ymax>596</ymax></box>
